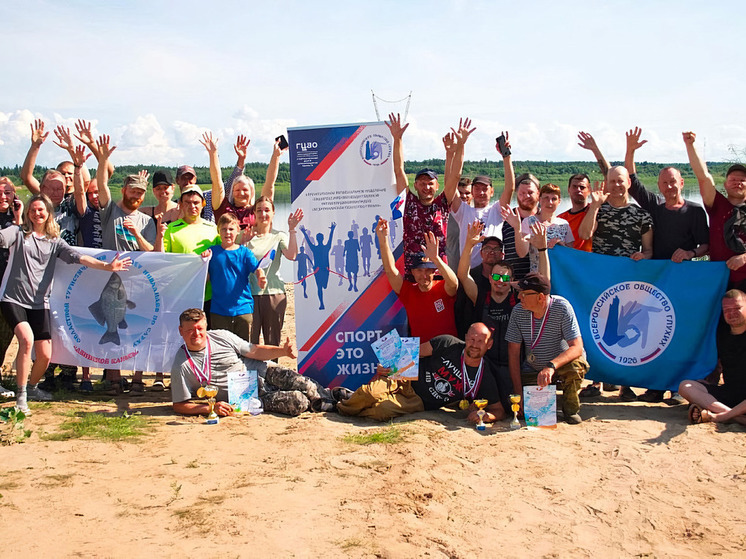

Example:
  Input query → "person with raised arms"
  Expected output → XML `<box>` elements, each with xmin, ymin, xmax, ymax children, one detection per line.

<box><xmin>0</xmin><ymin>194</ymin><xmax>130</xmax><ymax>413</ymax></box>
<box><xmin>683</xmin><ymin>131</ymin><xmax>746</xmax><ymax>290</ymax></box>
<box><xmin>376</xmin><ymin>217</ymin><xmax>458</xmax><ymax>341</ymax></box>
<box><xmin>386</xmin><ymin>113</ymin><xmax>474</xmax><ymax>280</ymax></box>
<box><xmin>204</xmin><ymin>133</ymin><xmax>286</xmax><ymax>233</ymax></box>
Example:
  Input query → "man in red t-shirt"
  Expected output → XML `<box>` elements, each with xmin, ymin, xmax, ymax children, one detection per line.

<box><xmin>376</xmin><ymin>218</ymin><xmax>457</xmax><ymax>341</ymax></box>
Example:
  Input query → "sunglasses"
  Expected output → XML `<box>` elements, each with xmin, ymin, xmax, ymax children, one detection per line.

<box><xmin>491</xmin><ymin>273</ymin><xmax>511</xmax><ymax>282</ymax></box>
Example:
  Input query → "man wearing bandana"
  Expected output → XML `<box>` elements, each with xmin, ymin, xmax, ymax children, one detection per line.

<box><xmin>506</xmin><ymin>272</ymin><xmax>588</xmax><ymax>424</ymax></box>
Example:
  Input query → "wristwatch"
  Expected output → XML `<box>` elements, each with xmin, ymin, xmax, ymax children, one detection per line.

<box><xmin>547</xmin><ymin>361</ymin><xmax>556</xmax><ymax>371</ymax></box>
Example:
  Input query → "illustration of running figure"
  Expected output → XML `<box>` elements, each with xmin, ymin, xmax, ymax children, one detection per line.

<box><xmin>343</xmin><ymin>230</ymin><xmax>361</xmax><ymax>291</ymax></box>
<box><xmin>300</xmin><ymin>222</ymin><xmax>336</xmax><ymax>310</ymax></box>
<box><xmin>296</xmin><ymin>245</ymin><xmax>314</xmax><ymax>298</ymax></box>
<box><xmin>359</xmin><ymin>227</ymin><xmax>373</xmax><ymax>276</ymax></box>
<box><xmin>331</xmin><ymin>239</ymin><xmax>345</xmax><ymax>286</ymax></box>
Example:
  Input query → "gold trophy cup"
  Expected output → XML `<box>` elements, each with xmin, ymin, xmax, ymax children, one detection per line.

<box><xmin>198</xmin><ymin>384</ymin><xmax>220</xmax><ymax>424</ymax></box>
<box><xmin>509</xmin><ymin>393</ymin><xmax>521</xmax><ymax>430</ymax></box>
<box><xmin>474</xmin><ymin>399</ymin><xmax>488</xmax><ymax>431</ymax></box>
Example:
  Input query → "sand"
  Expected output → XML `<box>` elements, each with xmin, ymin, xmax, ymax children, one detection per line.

<box><xmin>1</xmin><ymin>287</ymin><xmax>745</xmax><ymax>558</ymax></box>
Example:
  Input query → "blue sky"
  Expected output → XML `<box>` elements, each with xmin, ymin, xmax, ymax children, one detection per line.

<box><xmin>1</xmin><ymin>0</ymin><xmax>743</xmax><ymax>168</ymax></box>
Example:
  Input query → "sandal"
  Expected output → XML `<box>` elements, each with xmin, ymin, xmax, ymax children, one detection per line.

<box><xmin>688</xmin><ymin>404</ymin><xmax>703</xmax><ymax>424</ymax></box>
<box><xmin>150</xmin><ymin>380</ymin><xmax>166</xmax><ymax>392</ymax></box>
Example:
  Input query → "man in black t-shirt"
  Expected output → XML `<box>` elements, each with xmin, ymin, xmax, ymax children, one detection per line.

<box><xmin>679</xmin><ymin>290</ymin><xmax>746</xmax><ymax>425</ymax></box>
<box><xmin>337</xmin><ymin>323</ymin><xmax>505</xmax><ymax>422</ymax></box>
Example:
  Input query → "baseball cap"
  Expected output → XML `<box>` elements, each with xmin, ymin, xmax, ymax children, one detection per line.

<box><xmin>410</xmin><ymin>252</ymin><xmax>437</xmax><ymax>269</ymax></box>
<box><xmin>516</xmin><ymin>272</ymin><xmax>551</xmax><ymax>295</ymax></box>
<box><xmin>472</xmin><ymin>175</ymin><xmax>492</xmax><ymax>187</ymax></box>
<box><xmin>415</xmin><ymin>169</ymin><xmax>438</xmax><ymax>180</ymax></box>
<box><xmin>153</xmin><ymin>170</ymin><xmax>173</xmax><ymax>186</ymax></box>
<box><xmin>726</xmin><ymin>164</ymin><xmax>746</xmax><ymax>177</ymax></box>
<box><xmin>176</xmin><ymin>165</ymin><xmax>196</xmax><ymax>179</ymax></box>
<box><xmin>180</xmin><ymin>185</ymin><xmax>205</xmax><ymax>200</ymax></box>
<box><xmin>123</xmin><ymin>175</ymin><xmax>147</xmax><ymax>191</ymax></box>
<box><xmin>481</xmin><ymin>236</ymin><xmax>503</xmax><ymax>249</ymax></box>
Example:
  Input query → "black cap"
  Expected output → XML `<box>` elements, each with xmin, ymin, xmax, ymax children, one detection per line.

<box><xmin>481</xmin><ymin>236</ymin><xmax>503</xmax><ymax>249</ymax></box>
<box><xmin>726</xmin><ymin>164</ymin><xmax>746</xmax><ymax>177</ymax></box>
<box><xmin>410</xmin><ymin>252</ymin><xmax>437</xmax><ymax>269</ymax></box>
<box><xmin>153</xmin><ymin>170</ymin><xmax>173</xmax><ymax>186</ymax></box>
<box><xmin>415</xmin><ymin>169</ymin><xmax>438</xmax><ymax>180</ymax></box>
<box><xmin>516</xmin><ymin>272</ymin><xmax>551</xmax><ymax>295</ymax></box>
<box><xmin>472</xmin><ymin>175</ymin><xmax>492</xmax><ymax>187</ymax></box>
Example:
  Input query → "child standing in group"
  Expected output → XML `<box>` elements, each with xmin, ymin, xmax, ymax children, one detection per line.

<box><xmin>206</xmin><ymin>213</ymin><xmax>267</xmax><ymax>341</ymax></box>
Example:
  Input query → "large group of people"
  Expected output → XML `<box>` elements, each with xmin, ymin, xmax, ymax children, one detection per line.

<box><xmin>0</xmin><ymin>113</ymin><xmax>744</xmax><ymax>428</ymax></box>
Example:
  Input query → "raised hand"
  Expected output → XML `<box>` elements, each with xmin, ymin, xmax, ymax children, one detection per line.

<box><xmin>682</xmin><ymin>131</ymin><xmax>696</xmax><ymax>145</ymax></box>
<box><xmin>138</xmin><ymin>169</ymin><xmax>150</xmax><ymax>183</ymax></box>
<box><xmin>30</xmin><ymin>119</ymin><xmax>49</xmax><ymax>146</ymax></box>
<box><xmin>74</xmin><ymin>119</ymin><xmax>95</xmax><ymax>146</ymax></box>
<box><xmin>626</xmin><ymin>127</ymin><xmax>647</xmax><ymax>151</ymax></box>
<box><xmin>199</xmin><ymin>131</ymin><xmax>218</xmax><ymax>154</ymax></box>
<box><xmin>465</xmin><ymin>219</ymin><xmax>485</xmax><ymax>247</ymax></box>
<box><xmin>442</xmin><ymin>132</ymin><xmax>456</xmax><ymax>153</ymax></box>
<box><xmin>500</xmin><ymin>204</ymin><xmax>521</xmax><ymax>230</ymax></box>
<box><xmin>421</xmin><ymin>230</ymin><xmax>440</xmax><ymax>262</ymax></box>
<box><xmin>53</xmin><ymin>125</ymin><xmax>75</xmax><ymax>153</ymax></box>
<box><xmin>452</xmin><ymin>117</ymin><xmax>476</xmax><ymax>145</ymax></box>
<box><xmin>96</xmin><ymin>135</ymin><xmax>116</xmax><ymax>158</ymax></box>
<box><xmin>589</xmin><ymin>181</ymin><xmax>609</xmax><ymax>206</ymax></box>
<box><xmin>529</xmin><ymin>221</ymin><xmax>548</xmax><ymax>250</ymax></box>
<box><xmin>376</xmin><ymin>217</ymin><xmax>389</xmax><ymax>239</ymax></box>
<box><xmin>496</xmin><ymin>131</ymin><xmax>511</xmax><ymax>154</ymax></box>
<box><xmin>71</xmin><ymin>145</ymin><xmax>90</xmax><ymax>167</ymax></box>
<box><xmin>385</xmin><ymin>113</ymin><xmax>409</xmax><ymax>139</ymax></box>
<box><xmin>577</xmin><ymin>131</ymin><xmax>600</xmax><ymax>152</ymax></box>
<box><xmin>288</xmin><ymin>208</ymin><xmax>304</xmax><ymax>229</ymax></box>
<box><xmin>234</xmin><ymin>134</ymin><xmax>250</xmax><ymax>159</ymax></box>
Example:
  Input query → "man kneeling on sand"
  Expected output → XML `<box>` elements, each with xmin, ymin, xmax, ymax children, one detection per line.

<box><xmin>337</xmin><ymin>323</ymin><xmax>506</xmax><ymax>423</ymax></box>
<box><xmin>171</xmin><ymin>308</ymin><xmax>349</xmax><ymax>417</ymax></box>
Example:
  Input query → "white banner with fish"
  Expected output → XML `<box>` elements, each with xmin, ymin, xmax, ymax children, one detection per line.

<box><xmin>49</xmin><ymin>248</ymin><xmax>208</xmax><ymax>371</ymax></box>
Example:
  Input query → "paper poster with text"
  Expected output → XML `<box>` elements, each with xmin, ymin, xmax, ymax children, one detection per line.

<box><xmin>49</xmin><ymin>248</ymin><xmax>208</xmax><ymax>371</ymax></box>
<box><xmin>289</xmin><ymin>122</ymin><xmax>407</xmax><ymax>390</ymax></box>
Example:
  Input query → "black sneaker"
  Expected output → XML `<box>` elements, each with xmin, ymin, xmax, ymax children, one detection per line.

<box><xmin>37</xmin><ymin>376</ymin><xmax>57</xmax><ymax>392</ymax></box>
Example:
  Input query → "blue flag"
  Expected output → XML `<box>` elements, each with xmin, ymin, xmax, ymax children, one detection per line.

<box><xmin>549</xmin><ymin>246</ymin><xmax>728</xmax><ymax>391</ymax></box>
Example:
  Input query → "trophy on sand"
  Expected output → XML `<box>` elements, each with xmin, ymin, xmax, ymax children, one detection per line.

<box><xmin>197</xmin><ymin>385</ymin><xmax>220</xmax><ymax>424</ymax></box>
<box><xmin>509</xmin><ymin>393</ymin><xmax>521</xmax><ymax>430</ymax></box>
<box><xmin>474</xmin><ymin>399</ymin><xmax>488</xmax><ymax>431</ymax></box>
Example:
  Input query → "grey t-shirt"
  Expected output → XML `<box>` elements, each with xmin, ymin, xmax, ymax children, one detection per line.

<box><xmin>99</xmin><ymin>201</ymin><xmax>156</xmax><ymax>251</ymax></box>
<box><xmin>170</xmin><ymin>329</ymin><xmax>266</xmax><ymax>403</ymax></box>
<box><xmin>0</xmin><ymin>227</ymin><xmax>81</xmax><ymax>309</ymax></box>
<box><xmin>505</xmin><ymin>295</ymin><xmax>582</xmax><ymax>372</ymax></box>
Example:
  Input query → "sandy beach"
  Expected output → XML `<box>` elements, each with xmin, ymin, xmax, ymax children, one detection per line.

<box><xmin>1</xmin><ymin>287</ymin><xmax>745</xmax><ymax>558</ymax></box>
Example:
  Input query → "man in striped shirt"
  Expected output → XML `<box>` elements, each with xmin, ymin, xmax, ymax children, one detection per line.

<box><xmin>506</xmin><ymin>272</ymin><xmax>589</xmax><ymax>424</ymax></box>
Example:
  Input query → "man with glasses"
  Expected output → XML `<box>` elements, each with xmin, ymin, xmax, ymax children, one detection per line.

<box><xmin>506</xmin><ymin>272</ymin><xmax>589</xmax><ymax>424</ymax></box>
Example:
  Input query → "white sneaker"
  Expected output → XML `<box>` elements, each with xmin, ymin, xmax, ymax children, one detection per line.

<box><xmin>16</xmin><ymin>403</ymin><xmax>31</xmax><ymax>415</ymax></box>
<box><xmin>27</xmin><ymin>385</ymin><xmax>53</xmax><ymax>401</ymax></box>
<box><xmin>0</xmin><ymin>384</ymin><xmax>15</xmax><ymax>398</ymax></box>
